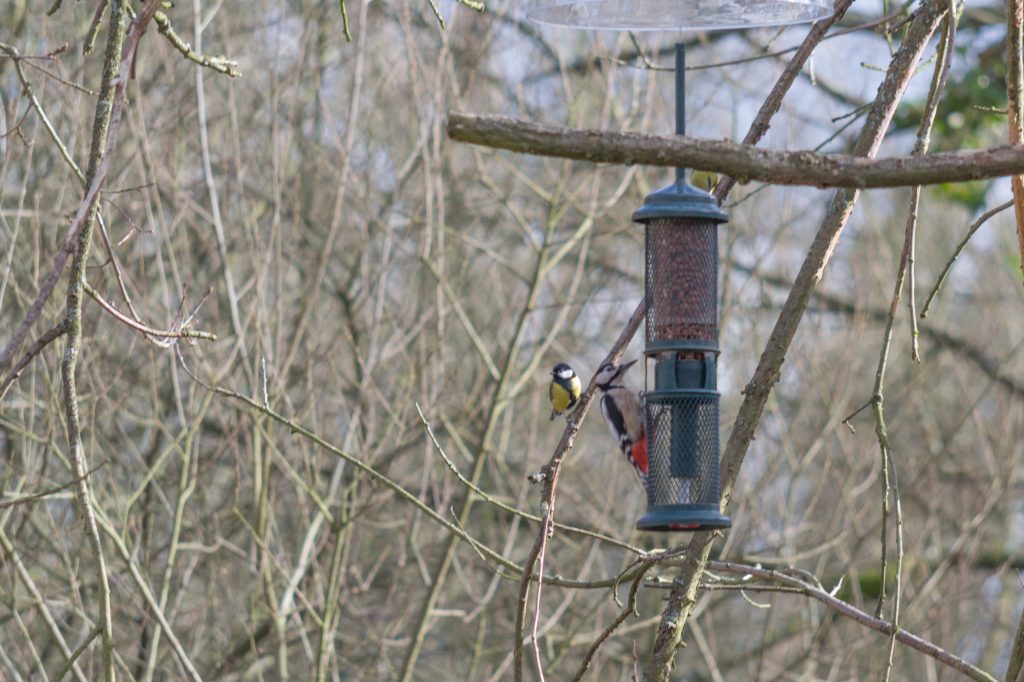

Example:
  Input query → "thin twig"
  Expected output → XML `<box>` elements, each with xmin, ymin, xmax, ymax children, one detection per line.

<box><xmin>421</xmin><ymin>257</ymin><xmax>501</xmax><ymax>380</ymax></box>
<box><xmin>0</xmin><ymin>320</ymin><xmax>68</xmax><ymax>401</ymax></box>
<box><xmin>84</xmin><ymin>0</ymin><xmax>111</xmax><ymax>55</ymax></box>
<box><xmin>0</xmin><ymin>41</ymin><xmax>146</xmax><ymax>352</ymax></box>
<box><xmin>193</xmin><ymin>0</ymin><xmax>244</xmax><ymax>344</ymax></box>
<box><xmin>83</xmin><ymin>282</ymin><xmax>217</xmax><ymax>343</ymax></box>
<box><xmin>153</xmin><ymin>10</ymin><xmax>241</xmax><ymax>76</ymax></box>
<box><xmin>530</xmin><ymin>513</ymin><xmax>550</xmax><ymax>682</ymax></box>
<box><xmin>0</xmin><ymin>463</ymin><xmax>105</xmax><ymax>510</ymax></box>
<box><xmin>714</xmin><ymin>0</ymin><xmax>855</xmax><ymax>201</ymax></box>
<box><xmin>52</xmin><ymin>627</ymin><xmax>101</xmax><ymax>682</ymax></box>
<box><xmin>339</xmin><ymin>0</ymin><xmax>352</xmax><ymax>41</ymax></box>
<box><xmin>0</xmin><ymin>529</ymin><xmax>89</xmax><ymax>682</ymax></box>
<box><xmin>905</xmin><ymin>4</ymin><xmax>958</xmax><ymax>361</ymax></box>
<box><xmin>0</xmin><ymin>217</ymin><xmax>83</xmax><ymax>377</ymax></box>
<box><xmin>570</xmin><ymin>563</ymin><xmax>656</xmax><ymax>681</ymax></box>
<box><xmin>920</xmin><ymin>199</ymin><xmax>1014</xmax><ymax>317</ymax></box>
<box><xmin>699</xmin><ymin>13</ymin><xmax>899</xmax><ymax>71</ymax></box>
<box><xmin>695</xmin><ymin>561</ymin><xmax>997</xmax><ymax>682</ymax></box>
<box><xmin>91</xmin><ymin>507</ymin><xmax>204</xmax><ymax>682</ymax></box>
<box><xmin>417</xmin><ymin>405</ymin><xmax>642</xmax><ymax>553</ymax></box>
<box><xmin>1006</xmin><ymin>591</ymin><xmax>1024</xmax><ymax>681</ymax></box>
<box><xmin>597</xmin><ymin>11</ymin><xmax>901</xmax><ymax>74</ymax></box>
<box><xmin>882</xmin><ymin>10</ymin><xmax>957</xmax><ymax>679</ymax></box>
<box><xmin>866</xmin><ymin>22</ymin><xmax>956</xmax><ymax>678</ymax></box>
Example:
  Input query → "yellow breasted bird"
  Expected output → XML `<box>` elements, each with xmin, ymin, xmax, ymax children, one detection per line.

<box><xmin>549</xmin><ymin>362</ymin><xmax>582</xmax><ymax>420</ymax></box>
<box><xmin>689</xmin><ymin>170</ymin><xmax>720</xmax><ymax>193</ymax></box>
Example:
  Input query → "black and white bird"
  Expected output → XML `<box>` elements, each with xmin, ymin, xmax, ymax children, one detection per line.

<box><xmin>595</xmin><ymin>359</ymin><xmax>648</xmax><ymax>477</ymax></box>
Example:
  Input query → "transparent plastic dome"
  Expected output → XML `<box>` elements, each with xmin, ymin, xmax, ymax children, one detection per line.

<box><xmin>526</xmin><ymin>0</ymin><xmax>832</xmax><ymax>30</ymax></box>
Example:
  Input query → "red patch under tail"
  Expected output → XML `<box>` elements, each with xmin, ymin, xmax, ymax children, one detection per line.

<box><xmin>631</xmin><ymin>435</ymin><xmax>648</xmax><ymax>476</ymax></box>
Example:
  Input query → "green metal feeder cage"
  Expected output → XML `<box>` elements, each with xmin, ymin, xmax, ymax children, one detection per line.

<box><xmin>628</xmin><ymin>47</ymin><xmax>731</xmax><ymax>531</ymax></box>
<box><xmin>633</xmin><ymin>176</ymin><xmax>731</xmax><ymax>532</ymax></box>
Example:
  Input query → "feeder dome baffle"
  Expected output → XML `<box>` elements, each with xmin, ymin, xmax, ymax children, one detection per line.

<box><xmin>526</xmin><ymin>0</ymin><xmax>832</xmax><ymax>32</ymax></box>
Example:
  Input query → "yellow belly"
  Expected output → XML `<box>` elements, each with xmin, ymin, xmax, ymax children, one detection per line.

<box><xmin>550</xmin><ymin>377</ymin><xmax>581</xmax><ymax>413</ymax></box>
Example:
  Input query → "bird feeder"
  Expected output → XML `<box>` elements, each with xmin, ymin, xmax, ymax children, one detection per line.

<box><xmin>526</xmin><ymin>0</ymin><xmax>830</xmax><ymax>532</ymax></box>
<box><xmin>628</xmin><ymin>45</ymin><xmax>731</xmax><ymax>531</ymax></box>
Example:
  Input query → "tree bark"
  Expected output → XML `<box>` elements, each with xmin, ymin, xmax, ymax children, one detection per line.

<box><xmin>446</xmin><ymin>112</ymin><xmax>1024</xmax><ymax>189</ymax></box>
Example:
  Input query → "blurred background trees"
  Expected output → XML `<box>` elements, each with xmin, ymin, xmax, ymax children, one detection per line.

<box><xmin>2</xmin><ymin>0</ymin><xmax>1024</xmax><ymax>679</ymax></box>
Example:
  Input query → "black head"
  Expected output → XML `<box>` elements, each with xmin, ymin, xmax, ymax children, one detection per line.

<box><xmin>551</xmin><ymin>362</ymin><xmax>576</xmax><ymax>380</ymax></box>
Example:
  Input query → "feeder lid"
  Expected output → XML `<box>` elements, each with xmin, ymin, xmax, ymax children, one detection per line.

<box><xmin>632</xmin><ymin>177</ymin><xmax>728</xmax><ymax>223</ymax></box>
<box><xmin>526</xmin><ymin>0</ymin><xmax>831</xmax><ymax>31</ymax></box>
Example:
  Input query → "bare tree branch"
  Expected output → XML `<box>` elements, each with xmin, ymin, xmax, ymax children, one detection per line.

<box><xmin>447</xmin><ymin>112</ymin><xmax>1024</xmax><ymax>189</ymax></box>
<box><xmin>1007</xmin><ymin>0</ymin><xmax>1024</xmax><ymax>283</ymax></box>
<box><xmin>59</xmin><ymin>3</ymin><xmax>162</xmax><ymax>678</ymax></box>
<box><xmin>686</xmin><ymin>561</ymin><xmax>999</xmax><ymax>682</ymax></box>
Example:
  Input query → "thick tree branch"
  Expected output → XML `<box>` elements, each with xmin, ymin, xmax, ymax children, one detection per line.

<box><xmin>1007</xmin><ymin>0</ymin><xmax>1024</xmax><ymax>283</ymax></box>
<box><xmin>447</xmin><ymin>112</ymin><xmax>1024</xmax><ymax>189</ymax></box>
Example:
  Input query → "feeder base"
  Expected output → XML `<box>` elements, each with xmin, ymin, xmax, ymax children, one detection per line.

<box><xmin>636</xmin><ymin>504</ymin><xmax>731</xmax><ymax>532</ymax></box>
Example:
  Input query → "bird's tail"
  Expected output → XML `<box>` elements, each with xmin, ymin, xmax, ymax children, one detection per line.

<box><xmin>549</xmin><ymin>410</ymin><xmax>557</xmax><ymax>421</ymax></box>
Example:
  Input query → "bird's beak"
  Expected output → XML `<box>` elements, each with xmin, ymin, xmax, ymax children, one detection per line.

<box><xmin>621</xmin><ymin>359</ymin><xmax>638</xmax><ymax>372</ymax></box>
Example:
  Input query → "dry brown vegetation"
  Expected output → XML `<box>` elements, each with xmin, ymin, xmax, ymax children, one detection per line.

<box><xmin>3</xmin><ymin>0</ymin><xmax>1024</xmax><ymax>680</ymax></box>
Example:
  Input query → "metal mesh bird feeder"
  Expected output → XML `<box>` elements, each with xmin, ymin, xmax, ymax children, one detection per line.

<box><xmin>635</xmin><ymin>216</ymin><xmax>729</xmax><ymax>523</ymax></box>
<box><xmin>526</xmin><ymin>0</ymin><xmax>830</xmax><ymax>532</ymax></box>
<box><xmin>629</xmin><ymin>45</ymin><xmax>731</xmax><ymax>531</ymax></box>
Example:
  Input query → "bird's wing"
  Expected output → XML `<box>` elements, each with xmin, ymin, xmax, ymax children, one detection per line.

<box><xmin>618</xmin><ymin>389</ymin><xmax>645</xmax><ymax>442</ymax></box>
<box><xmin>569</xmin><ymin>376</ymin><xmax>582</xmax><ymax>406</ymax></box>
<box><xmin>600</xmin><ymin>393</ymin><xmax>626</xmax><ymax>448</ymax></box>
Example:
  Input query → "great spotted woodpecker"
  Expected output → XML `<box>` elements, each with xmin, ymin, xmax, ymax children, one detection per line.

<box><xmin>595</xmin><ymin>359</ymin><xmax>648</xmax><ymax>478</ymax></box>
